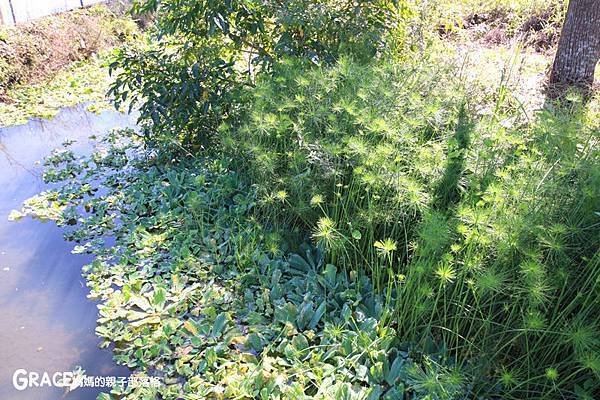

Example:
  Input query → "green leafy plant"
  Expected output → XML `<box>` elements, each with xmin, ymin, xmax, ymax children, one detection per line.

<box><xmin>108</xmin><ymin>0</ymin><xmax>420</xmax><ymax>146</ymax></box>
<box><xmin>14</xmin><ymin>130</ymin><xmax>472</xmax><ymax>399</ymax></box>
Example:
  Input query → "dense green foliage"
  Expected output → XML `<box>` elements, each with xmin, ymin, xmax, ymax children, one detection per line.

<box><xmin>108</xmin><ymin>0</ymin><xmax>420</xmax><ymax>146</ymax></box>
<box><xmin>12</xmin><ymin>0</ymin><xmax>600</xmax><ymax>399</ymax></box>
<box><xmin>14</xmin><ymin>132</ymin><xmax>470</xmax><ymax>399</ymax></box>
<box><xmin>224</xmin><ymin>57</ymin><xmax>600</xmax><ymax>398</ymax></box>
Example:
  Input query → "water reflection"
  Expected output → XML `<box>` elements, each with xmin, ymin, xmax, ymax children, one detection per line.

<box><xmin>0</xmin><ymin>107</ymin><xmax>136</xmax><ymax>399</ymax></box>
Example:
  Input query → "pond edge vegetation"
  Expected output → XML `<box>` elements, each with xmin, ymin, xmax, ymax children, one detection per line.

<box><xmin>11</xmin><ymin>0</ymin><xmax>600</xmax><ymax>399</ymax></box>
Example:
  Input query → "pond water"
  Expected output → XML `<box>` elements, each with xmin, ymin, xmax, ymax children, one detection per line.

<box><xmin>0</xmin><ymin>107</ymin><xmax>136</xmax><ymax>399</ymax></box>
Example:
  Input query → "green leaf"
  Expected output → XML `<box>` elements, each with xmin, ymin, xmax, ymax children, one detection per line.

<box><xmin>323</xmin><ymin>264</ymin><xmax>337</xmax><ymax>287</ymax></box>
<box><xmin>386</xmin><ymin>356</ymin><xmax>405</xmax><ymax>386</ymax></box>
<box><xmin>366</xmin><ymin>385</ymin><xmax>383</xmax><ymax>400</ymax></box>
<box><xmin>288</xmin><ymin>253</ymin><xmax>311</xmax><ymax>273</ymax></box>
<box><xmin>131</xmin><ymin>295</ymin><xmax>151</xmax><ymax>311</ymax></box>
<box><xmin>153</xmin><ymin>288</ymin><xmax>166</xmax><ymax>310</ymax></box>
<box><xmin>297</xmin><ymin>301</ymin><xmax>314</xmax><ymax>330</ymax></box>
<box><xmin>292</xmin><ymin>333</ymin><xmax>309</xmax><ymax>351</ymax></box>
<box><xmin>247</xmin><ymin>333</ymin><xmax>263</xmax><ymax>351</ymax></box>
<box><xmin>308</xmin><ymin>301</ymin><xmax>326</xmax><ymax>330</ymax></box>
<box><xmin>352</xmin><ymin>229</ymin><xmax>362</xmax><ymax>240</ymax></box>
<box><xmin>342</xmin><ymin>304</ymin><xmax>352</xmax><ymax>322</ymax></box>
<box><xmin>275</xmin><ymin>303</ymin><xmax>297</xmax><ymax>324</ymax></box>
<box><xmin>183</xmin><ymin>320</ymin><xmax>198</xmax><ymax>336</ymax></box>
<box><xmin>212</xmin><ymin>312</ymin><xmax>228</xmax><ymax>337</ymax></box>
<box><xmin>356</xmin><ymin>364</ymin><xmax>368</xmax><ymax>381</ymax></box>
<box><xmin>383</xmin><ymin>386</ymin><xmax>404</xmax><ymax>400</ymax></box>
<box><xmin>129</xmin><ymin>315</ymin><xmax>161</xmax><ymax>327</ymax></box>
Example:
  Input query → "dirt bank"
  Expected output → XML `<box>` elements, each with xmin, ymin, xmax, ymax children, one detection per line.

<box><xmin>439</xmin><ymin>1</ymin><xmax>566</xmax><ymax>54</ymax></box>
<box><xmin>0</xmin><ymin>2</ymin><xmax>139</xmax><ymax>99</ymax></box>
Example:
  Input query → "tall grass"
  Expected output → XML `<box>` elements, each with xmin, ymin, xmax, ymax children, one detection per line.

<box><xmin>221</xmin><ymin>55</ymin><xmax>600</xmax><ymax>398</ymax></box>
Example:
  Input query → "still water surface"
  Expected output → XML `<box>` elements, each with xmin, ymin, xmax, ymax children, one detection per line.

<box><xmin>0</xmin><ymin>107</ymin><xmax>136</xmax><ymax>399</ymax></box>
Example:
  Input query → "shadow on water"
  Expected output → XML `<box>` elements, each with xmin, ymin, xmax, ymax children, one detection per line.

<box><xmin>0</xmin><ymin>106</ymin><xmax>137</xmax><ymax>399</ymax></box>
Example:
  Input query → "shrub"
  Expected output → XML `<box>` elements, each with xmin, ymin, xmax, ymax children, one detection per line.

<box><xmin>108</xmin><ymin>0</ymin><xmax>422</xmax><ymax>146</ymax></box>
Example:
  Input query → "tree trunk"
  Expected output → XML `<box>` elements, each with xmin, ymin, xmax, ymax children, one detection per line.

<box><xmin>549</xmin><ymin>0</ymin><xmax>600</xmax><ymax>97</ymax></box>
